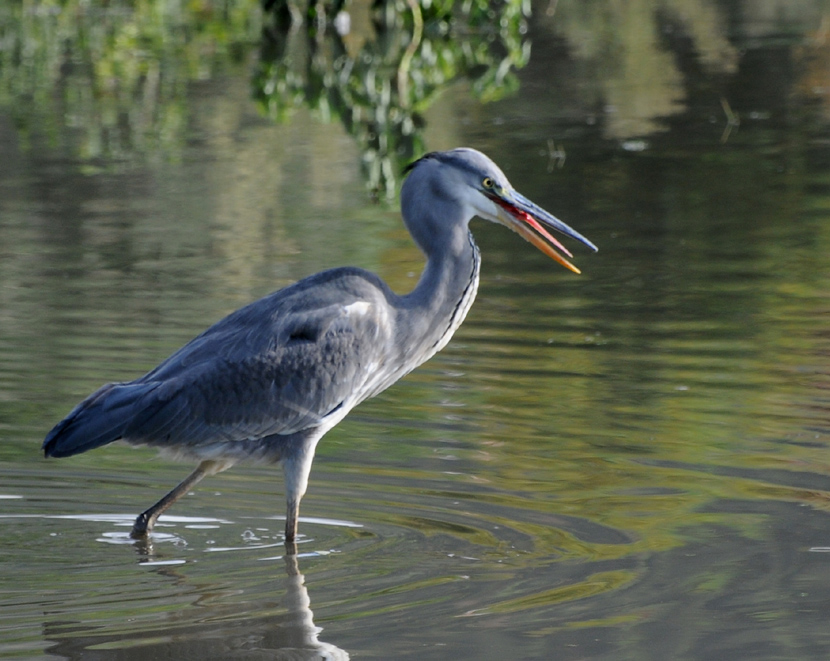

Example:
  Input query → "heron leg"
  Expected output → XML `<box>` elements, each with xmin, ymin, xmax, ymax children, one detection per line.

<box><xmin>281</xmin><ymin>434</ymin><xmax>321</xmax><ymax>545</ymax></box>
<box><xmin>131</xmin><ymin>459</ymin><xmax>232</xmax><ymax>538</ymax></box>
<box><xmin>285</xmin><ymin>497</ymin><xmax>300</xmax><ymax>545</ymax></box>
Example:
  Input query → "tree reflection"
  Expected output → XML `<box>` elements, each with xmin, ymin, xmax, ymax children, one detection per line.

<box><xmin>0</xmin><ymin>0</ymin><xmax>530</xmax><ymax>194</ymax></box>
<box><xmin>0</xmin><ymin>0</ymin><xmax>262</xmax><ymax>159</ymax></box>
<box><xmin>541</xmin><ymin>0</ymin><xmax>739</xmax><ymax>139</ymax></box>
<box><xmin>255</xmin><ymin>0</ymin><xmax>530</xmax><ymax>197</ymax></box>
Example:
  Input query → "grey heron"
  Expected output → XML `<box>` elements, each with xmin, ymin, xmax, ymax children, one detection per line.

<box><xmin>43</xmin><ymin>148</ymin><xmax>597</xmax><ymax>545</ymax></box>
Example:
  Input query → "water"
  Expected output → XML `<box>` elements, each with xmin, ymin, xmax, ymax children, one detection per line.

<box><xmin>2</xmin><ymin>1</ymin><xmax>830</xmax><ymax>659</ymax></box>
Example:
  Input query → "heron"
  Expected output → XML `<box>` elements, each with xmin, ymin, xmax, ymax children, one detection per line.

<box><xmin>42</xmin><ymin>148</ymin><xmax>597</xmax><ymax>545</ymax></box>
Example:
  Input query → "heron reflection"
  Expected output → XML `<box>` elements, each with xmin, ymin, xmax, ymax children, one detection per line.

<box><xmin>45</xmin><ymin>540</ymin><xmax>349</xmax><ymax>659</ymax></box>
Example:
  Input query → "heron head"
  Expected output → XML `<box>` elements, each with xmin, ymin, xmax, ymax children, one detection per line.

<box><xmin>403</xmin><ymin>148</ymin><xmax>597</xmax><ymax>273</ymax></box>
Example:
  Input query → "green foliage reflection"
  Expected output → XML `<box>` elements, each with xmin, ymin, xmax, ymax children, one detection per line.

<box><xmin>0</xmin><ymin>0</ymin><xmax>261</xmax><ymax>159</ymax></box>
<box><xmin>0</xmin><ymin>0</ymin><xmax>531</xmax><ymax>190</ymax></box>
<box><xmin>255</xmin><ymin>0</ymin><xmax>531</xmax><ymax>197</ymax></box>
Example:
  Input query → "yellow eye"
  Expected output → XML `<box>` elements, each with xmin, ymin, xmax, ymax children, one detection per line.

<box><xmin>482</xmin><ymin>177</ymin><xmax>494</xmax><ymax>189</ymax></box>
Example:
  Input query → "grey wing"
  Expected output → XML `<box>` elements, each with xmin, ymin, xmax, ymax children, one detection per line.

<box><xmin>122</xmin><ymin>293</ymin><xmax>394</xmax><ymax>452</ymax></box>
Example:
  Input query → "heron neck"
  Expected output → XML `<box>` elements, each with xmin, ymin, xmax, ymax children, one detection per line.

<box><xmin>401</xmin><ymin>225</ymin><xmax>481</xmax><ymax>356</ymax></box>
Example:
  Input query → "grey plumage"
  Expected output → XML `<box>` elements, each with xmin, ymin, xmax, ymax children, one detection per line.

<box><xmin>43</xmin><ymin>148</ymin><xmax>597</xmax><ymax>545</ymax></box>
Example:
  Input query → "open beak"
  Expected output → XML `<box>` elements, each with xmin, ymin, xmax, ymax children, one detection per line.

<box><xmin>486</xmin><ymin>189</ymin><xmax>598</xmax><ymax>274</ymax></box>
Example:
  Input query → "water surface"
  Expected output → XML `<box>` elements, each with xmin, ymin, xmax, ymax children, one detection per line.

<box><xmin>2</xmin><ymin>2</ymin><xmax>830</xmax><ymax>659</ymax></box>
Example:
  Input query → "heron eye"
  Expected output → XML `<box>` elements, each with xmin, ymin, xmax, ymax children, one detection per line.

<box><xmin>482</xmin><ymin>177</ymin><xmax>494</xmax><ymax>189</ymax></box>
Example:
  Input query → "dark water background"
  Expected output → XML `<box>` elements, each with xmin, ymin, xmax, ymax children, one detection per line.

<box><xmin>2</xmin><ymin>1</ymin><xmax>830</xmax><ymax>659</ymax></box>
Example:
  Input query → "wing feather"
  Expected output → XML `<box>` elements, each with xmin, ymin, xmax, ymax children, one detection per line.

<box><xmin>121</xmin><ymin>269</ymin><xmax>395</xmax><ymax>451</ymax></box>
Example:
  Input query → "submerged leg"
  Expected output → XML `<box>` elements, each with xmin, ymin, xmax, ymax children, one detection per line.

<box><xmin>131</xmin><ymin>459</ymin><xmax>232</xmax><ymax>538</ymax></box>
<box><xmin>285</xmin><ymin>497</ymin><xmax>300</xmax><ymax>548</ymax></box>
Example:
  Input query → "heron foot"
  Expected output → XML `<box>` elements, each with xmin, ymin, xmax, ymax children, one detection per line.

<box><xmin>130</xmin><ymin>511</ymin><xmax>154</xmax><ymax>539</ymax></box>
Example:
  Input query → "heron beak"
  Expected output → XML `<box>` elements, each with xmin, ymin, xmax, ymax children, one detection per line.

<box><xmin>486</xmin><ymin>189</ymin><xmax>598</xmax><ymax>274</ymax></box>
